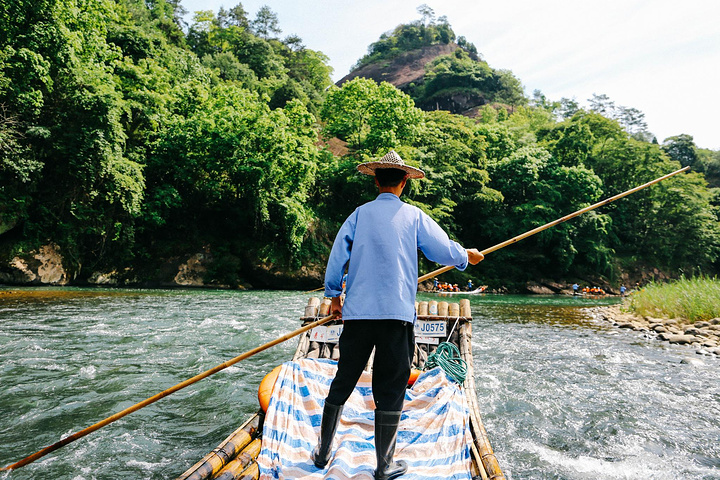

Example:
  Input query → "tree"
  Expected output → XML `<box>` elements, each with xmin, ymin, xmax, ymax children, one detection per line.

<box><xmin>0</xmin><ymin>0</ymin><xmax>145</xmax><ymax>270</ymax></box>
<box><xmin>186</xmin><ymin>10</ymin><xmax>217</xmax><ymax>57</ymax></box>
<box><xmin>228</xmin><ymin>3</ymin><xmax>249</xmax><ymax>28</ymax></box>
<box><xmin>321</xmin><ymin>77</ymin><xmax>422</xmax><ymax>154</ymax></box>
<box><xmin>408</xmin><ymin>110</ymin><xmax>496</xmax><ymax>234</ymax></box>
<box><xmin>663</xmin><ymin>134</ymin><xmax>701</xmax><ymax>171</ymax></box>
<box><xmin>485</xmin><ymin>146</ymin><xmax>608</xmax><ymax>275</ymax></box>
<box><xmin>493</xmin><ymin>69</ymin><xmax>526</xmax><ymax>110</ymax></box>
<box><xmin>417</xmin><ymin>4</ymin><xmax>435</xmax><ymax>25</ymax></box>
<box><xmin>145</xmin><ymin>84</ymin><xmax>320</xmax><ymax>264</ymax></box>
<box><xmin>588</xmin><ymin>93</ymin><xmax>615</xmax><ymax>116</ymax></box>
<box><xmin>537</xmin><ymin>119</ymin><xmax>595</xmax><ymax>167</ymax></box>
<box><xmin>557</xmin><ymin>97</ymin><xmax>580</xmax><ymax>119</ymax></box>
<box><xmin>617</xmin><ymin>106</ymin><xmax>648</xmax><ymax>135</ymax></box>
<box><xmin>251</xmin><ymin>5</ymin><xmax>281</xmax><ymax>39</ymax></box>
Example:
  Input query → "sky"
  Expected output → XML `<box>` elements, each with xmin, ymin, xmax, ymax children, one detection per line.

<box><xmin>180</xmin><ymin>0</ymin><xmax>720</xmax><ymax>150</ymax></box>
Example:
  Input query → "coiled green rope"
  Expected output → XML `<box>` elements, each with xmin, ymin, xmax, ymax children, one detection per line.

<box><xmin>424</xmin><ymin>342</ymin><xmax>467</xmax><ymax>384</ymax></box>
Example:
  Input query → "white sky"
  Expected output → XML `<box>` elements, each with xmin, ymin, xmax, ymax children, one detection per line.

<box><xmin>181</xmin><ymin>0</ymin><xmax>720</xmax><ymax>150</ymax></box>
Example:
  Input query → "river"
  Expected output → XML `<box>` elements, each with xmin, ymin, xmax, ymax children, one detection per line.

<box><xmin>0</xmin><ymin>288</ymin><xmax>718</xmax><ymax>479</ymax></box>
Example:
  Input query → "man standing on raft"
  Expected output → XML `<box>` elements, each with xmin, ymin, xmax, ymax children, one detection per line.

<box><xmin>313</xmin><ymin>150</ymin><xmax>484</xmax><ymax>479</ymax></box>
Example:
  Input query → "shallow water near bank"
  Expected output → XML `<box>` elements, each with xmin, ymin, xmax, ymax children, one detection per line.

<box><xmin>1</xmin><ymin>288</ymin><xmax>718</xmax><ymax>479</ymax></box>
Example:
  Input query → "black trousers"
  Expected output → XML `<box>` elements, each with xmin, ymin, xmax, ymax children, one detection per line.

<box><xmin>326</xmin><ymin>320</ymin><xmax>414</xmax><ymax>411</ymax></box>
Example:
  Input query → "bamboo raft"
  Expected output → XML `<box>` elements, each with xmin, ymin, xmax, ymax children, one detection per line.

<box><xmin>176</xmin><ymin>298</ymin><xmax>504</xmax><ymax>480</ymax></box>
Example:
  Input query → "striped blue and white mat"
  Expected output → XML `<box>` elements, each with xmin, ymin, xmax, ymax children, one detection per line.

<box><xmin>258</xmin><ymin>358</ymin><xmax>473</xmax><ymax>480</ymax></box>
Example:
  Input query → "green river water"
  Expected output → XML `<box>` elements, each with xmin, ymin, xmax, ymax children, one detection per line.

<box><xmin>0</xmin><ymin>288</ymin><xmax>718</xmax><ymax>479</ymax></box>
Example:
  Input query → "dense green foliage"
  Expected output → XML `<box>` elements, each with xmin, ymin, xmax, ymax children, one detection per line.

<box><xmin>1</xmin><ymin>2</ymin><xmax>718</xmax><ymax>288</ymax></box>
<box><xmin>629</xmin><ymin>276</ymin><xmax>720</xmax><ymax>323</ymax></box>
<box><xmin>408</xmin><ymin>48</ymin><xmax>526</xmax><ymax>112</ymax></box>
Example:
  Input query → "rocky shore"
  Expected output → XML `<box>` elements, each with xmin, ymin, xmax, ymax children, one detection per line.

<box><xmin>591</xmin><ymin>303</ymin><xmax>720</xmax><ymax>357</ymax></box>
<box><xmin>0</xmin><ymin>243</ymin><xmax>323</xmax><ymax>290</ymax></box>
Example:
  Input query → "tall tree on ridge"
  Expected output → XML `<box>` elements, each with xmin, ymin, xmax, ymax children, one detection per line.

<box><xmin>251</xmin><ymin>5</ymin><xmax>281</xmax><ymax>39</ymax></box>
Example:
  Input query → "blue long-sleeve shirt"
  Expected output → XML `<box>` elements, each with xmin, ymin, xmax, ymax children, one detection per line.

<box><xmin>324</xmin><ymin>193</ymin><xmax>468</xmax><ymax>323</ymax></box>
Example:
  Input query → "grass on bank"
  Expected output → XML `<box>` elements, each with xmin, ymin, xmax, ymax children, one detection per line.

<box><xmin>629</xmin><ymin>276</ymin><xmax>720</xmax><ymax>323</ymax></box>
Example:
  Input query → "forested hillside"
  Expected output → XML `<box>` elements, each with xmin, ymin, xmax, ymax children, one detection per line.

<box><xmin>1</xmin><ymin>1</ymin><xmax>718</xmax><ymax>290</ymax></box>
<box><xmin>339</xmin><ymin>8</ymin><xmax>525</xmax><ymax>115</ymax></box>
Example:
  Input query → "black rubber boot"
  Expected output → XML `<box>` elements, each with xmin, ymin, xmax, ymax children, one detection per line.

<box><xmin>312</xmin><ymin>402</ymin><xmax>344</xmax><ymax>468</ymax></box>
<box><xmin>374</xmin><ymin>410</ymin><xmax>408</xmax><ymax>480</ymax></box>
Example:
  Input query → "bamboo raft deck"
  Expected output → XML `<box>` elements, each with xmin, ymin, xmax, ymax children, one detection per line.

<box><xmin>176</xmin><ymin>298</ymin><xmax>504</xmax><ymax>480</ymax></box>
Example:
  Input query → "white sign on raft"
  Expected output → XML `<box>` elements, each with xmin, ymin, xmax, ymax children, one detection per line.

<box><xmin>309</xmin><ymin>325</ymin><xmax>343</xmax><ymax>343</ymax></box>
<box><xmin>415</xmin><ymin>320</ymin><xmax>446</xmax><ymax>337</ymax></box>
<box><xmin>415</xmin><ymin>336</ymin><xmax>440</xmax><ymax>345</ymax></box>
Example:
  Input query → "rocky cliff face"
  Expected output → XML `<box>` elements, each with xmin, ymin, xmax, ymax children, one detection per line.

<box><xmin>0</xmin><ymin>244</ymin><xmax>70</xmax><ymax>285</ymax></box>
<box><xmin>338</xmin><ymin>43</ymin><xmax>495</xmax><ymax>115</ymax></box>
<box><xmin>338</xmin><ymin>43</ymin><xmax>457</xmax><ymax>90</ymax></box>
<box><xmin>0</xmin><ymin>243</ymin><xmax>323</xmax><ymax>290</ymax></box>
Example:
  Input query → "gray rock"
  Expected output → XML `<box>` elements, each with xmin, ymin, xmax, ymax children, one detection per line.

<box><xmin>666</xmin><ymin>334</ymin><xmax>700</xmax><ymax>345</ymax></box>
<box><xmin>652</xmin><ymin>325</ymin><xmax>667</xmax><ymax>333</ymax></box>
<box><xmin>699</xmin><ymin>328</ymin><xmax>717</xmax><ymax>338</ymax></box>
<box><xmin>525</xmin><ymin>282</ymin><xmax>555</xmax><ymax>294</ymax></box>
<box><xmin>681</xmin><ymin>357</ymin><xmax>705</xmax><ymax>365</ymax></box>
<box><xmin>88</xmin><ymin>272</ymin><xmax>119</xmax><ymax>285</ymax></box>
<box><xmin>1</xmin><ymin>244</ymin><xmax>69</xmax><ymax>285</ymax></box>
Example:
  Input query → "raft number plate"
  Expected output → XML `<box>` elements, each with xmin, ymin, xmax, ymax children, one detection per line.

<box><xmin>415</xmin><ymin>320</ymin><xmax>446</xmax><ymax>337</ymax></box>
<box><xmin>310</xmin><ymin>325</ymin><xmax>343</xmax><ymax>343</ymax></box>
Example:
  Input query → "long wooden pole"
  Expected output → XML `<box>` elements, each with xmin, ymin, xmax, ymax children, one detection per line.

<box><xmin>4</xmin><ymin>165</ymin><xmax>690</xmax><ymax>470</ymax></box>
<box><xmin>418</xmin><ymin>166</ymin><xmax>690</xmax><ymax>283</ymax></box>
<box><xmin>2</xmin><ymin>313</ymin><xmax>337</xmax><ymax>471</ymax></box>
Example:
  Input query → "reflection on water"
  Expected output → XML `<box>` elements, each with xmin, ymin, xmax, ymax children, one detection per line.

<box><xmin>1</xmin><ymin>288</ymin><xmax>719</xmax><ymax>479</ymax></box>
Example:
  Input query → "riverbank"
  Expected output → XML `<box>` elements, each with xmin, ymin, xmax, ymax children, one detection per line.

<box><xmin>591</xmin><ymin>303</ymin><xmax>720</xmax><ymax>357</ymax></box>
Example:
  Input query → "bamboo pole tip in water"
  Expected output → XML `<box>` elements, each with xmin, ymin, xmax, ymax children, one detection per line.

<box><xmin>307</xmin><ymin>297</ymin><xmax>321</xmax><ymax>307</ymax></box>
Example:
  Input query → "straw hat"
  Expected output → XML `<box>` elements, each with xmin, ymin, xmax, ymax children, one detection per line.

<box><xmin>357</xmin><ymin>150</ymin><xmax>425</xmax><ymax>179</ymax></box>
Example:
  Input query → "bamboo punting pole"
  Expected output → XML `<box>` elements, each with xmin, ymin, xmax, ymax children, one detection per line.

<box><xmin>6</xmin><ymin>166</ymin><xmax>690</xmax><ymax>472</ymax></box>
<box><xmin>418</xmin><ymin>166</ymin><xmax>690</xmax><ymax>284</ymax></box>
<box><xmin>302</xmin><ymin>286</ymin><xmax>325</xmax><ymax>293</ymax></box>
<box><xmin>2</xmin><ymin>313</ymin><xmax>338</xmax><ymax>471</ymax></box>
